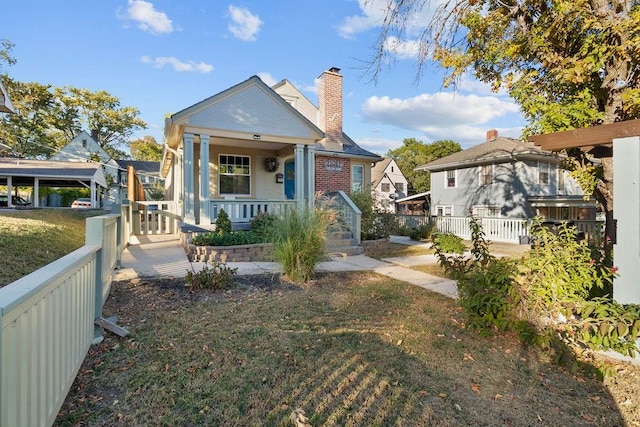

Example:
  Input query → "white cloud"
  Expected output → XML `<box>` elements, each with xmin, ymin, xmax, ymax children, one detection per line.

<box><xmin>118</xmin><ymin>0</ymin><xmax>173</xmax><ymax>34</ymax></box>
<box><xmin>257</xmin><ymin>72</ymin><xmax>278</xmax><ymax>86</ymax></box>
<box><xmin>227</xmin><ymin>5</ymin><xmax>263</xmax><ymax>42</ymax></box>
<box><xmin>141</xmin><ymin>56</ymin><xmax>213</xmax><ymax>73</ymax></box>
<box><xmin>360</xmin><ymin>92</ymin><xmax>522</xmax><ymax>147</ymax></box>
<box><xmin>338</xmin><ymin>0</ymin><xmax>387</xmax><ymax>39</ymax></box>
<box><xmin>383</xmin><ymin>36</ymin><xmax>421</xmax><ymax>60</ymax></box>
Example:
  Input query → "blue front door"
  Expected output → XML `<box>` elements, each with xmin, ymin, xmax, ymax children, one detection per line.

<box><xmin>284</xmin><ymin>161</ymin><xmax>295</xmax><ymax>200</ymax></box>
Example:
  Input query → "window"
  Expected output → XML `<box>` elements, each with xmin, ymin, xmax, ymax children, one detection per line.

<box><xmin>219</xmin><ymin>154</ymin><xmax>250</xmax><ymax>195</ymax></box>
<box><xmin>446</xmin><ymin>170</ymin><xmax>456</xmax><ymax>187</ymax></box>
<box><xmin>558</xmin><ymin>169</ymin><xmax>565</xmax><ymax>193</ymax></box>
<box><xmin>436</xmin><ymin>205</ymin><xmax>453</xmax><ymax>216</ymax></box>
<box><xmin>352</xmin><ymin>164</ymin><xmax>364</xmax><ymax>192</ymax></box>
<box><xmin>538</xmin><ymin>162</ymin><xmax>549</xmax><ymax>185</ymax></box>
<box><xmin>381</xmin><ymin>182</ymin><xmax>390</xmax><ymax>192</ymax></box>
<box><xmin>395</xmin><ymin>182</ymin><xmax>404</xmax><ymax>192</ymax></box>
<box><xmin>480</xmin><ymin>164</ymin><xmax>493</xmax><ymax>185</ymax></box>
<box><xmin>472</xmin><ymin>205</ymin><xmax>501</xmax><ymax>217</ymax></box>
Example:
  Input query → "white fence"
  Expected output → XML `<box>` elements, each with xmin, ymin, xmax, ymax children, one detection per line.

<box><xmin>431</xmin><ymin>216</ymin><xmax>604</xmax><ymax>244</ymax></box>
<box><xmin>210</xmin><ymin>199</ymin><xmax>296</xmax><ymax>224</ymax></box>
<box><xmin>132</xmin><ymin>201</ymin><xmax>179</xmax><ymax>235</ymax></box>
<box><xmin>0</xmin><ymin>209</ymin><xmax>124</xmax><ymax>427</ymax></box>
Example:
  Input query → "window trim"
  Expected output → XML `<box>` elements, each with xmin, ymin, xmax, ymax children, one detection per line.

<box><xmin>352</xmin><ymin>164</ymin><xmax>364</xmax><ymax>192</ymax></box>
<box><xmin>435</xmin><ymin>205</ymin><xmax>453</xmax><ymax>216</ymax></box>
<box><xmin>538</xmin><ymin>161</ymin><xmax>550</xmax><ymax>185</ymax></box>
<box><xmin>480</xmin><ymin>164</ymin><xmax>493</xmax><ymax>186</ymax></box>
<box><xmin>218</xmin><ymin>153</ymin><xmax>251</xmax><ymax>196</ymax></box>
<box><xmin>380</xmin><ymin>182</ymin><xmax>391</xmax><ymax>193</ymax></box>
<box><xmin>445</xmin><ymin>169</ymin><xmax>456</xmax><ymax>188</ymax></box>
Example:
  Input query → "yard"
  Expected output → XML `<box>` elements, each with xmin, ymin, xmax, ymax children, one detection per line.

<box><xmin>55</xmin><ymin>271</ymin><xmax>640</xmax><ymax>426</ymax></box>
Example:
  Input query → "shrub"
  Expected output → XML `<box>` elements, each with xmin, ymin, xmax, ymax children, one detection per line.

<box><xmin>214</xmin><ymin>209</ymin><xmax>232</xmax><ymax>234</ymax></box>
<box><xmin>349</xmin><ymin>191</ymin><xmax>377</xmax><ymax>240</ymax></box>
<box><xmin>185</xmin><ymin>262</ymin><xmax>237</xmax><ymax>290</ymax></box>
<box><xmin>409</xmin><ymin>222</ymin><xmax>435</xmax><ymax>241</ymax></box>
<box><xmin>432</xmin><ymin>233</ymin><xmax>466</xmax><ymax>254</ymax></box>
<box><xmin>271</xmin><ymin>206</ymin><xmax>332</xmax><ymax>283</ymax></box>
<box><xmin>192</xmin><ymin>231</ymin><xmax>263</xmax><ymax>246</ymax></box>
<box><xmin>250</xmin><ymin>211</ymin><xmax>278</xmax><ymax>241</ymax></box>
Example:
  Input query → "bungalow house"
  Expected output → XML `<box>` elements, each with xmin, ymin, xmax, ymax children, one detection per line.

<box><xmin>370</xmin><ymin>158</ymin><xmax>408</xmax><ymax>213</ymax></box>
<box><xmin>160</xmin><ymin>67</ymin><xmax>382</xmax><ymax>227</ymax></box>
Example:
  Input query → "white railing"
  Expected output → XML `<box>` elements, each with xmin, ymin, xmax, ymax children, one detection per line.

<box><xmin>395</xmin><ymin>214</ymin><xmax>431</xmax><ymax>229</ymax></box>
<box><xmin>210</xmin><ymin>199</ymin><xmax>296</xmax><ymax>224</ymax></box>
<box><xmin>324</xmin><ymin>191</ymin><xmax>362</xmax><ymax>244</ymax></box>
<box><xmin>133</xmin><ymin>200</ymin><xmax>179</xmax><ymax>235</ymax></box>
<box><xmin>0</xmin><ymin>210</ymin><xmax>123</xmax><ymax>427</ymax></box>
<box><xmin>433</xmin><ymin>216</ymin><xmax>604</xmax><ymax>244</ymax></box>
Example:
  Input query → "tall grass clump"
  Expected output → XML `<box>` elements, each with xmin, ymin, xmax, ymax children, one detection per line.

<box><xmin>271</xmin><ymin>206</ymin><xmax>333</xmax><ymax>283</ymax></box>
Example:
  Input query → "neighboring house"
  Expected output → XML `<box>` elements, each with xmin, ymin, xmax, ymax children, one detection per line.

<box><xmin>395</xmin><ymin>191</ymin><xmax>430</xmax><ymax>216</ymax></box>
<box><xmin>0</xmin><ymin>79</ymin><xmax>15</xmax><ymax>114</ymax></box>
<box><xmin>161</xmin><ymin>67</ymin><xmax>382</xmax><ymax>226</ymax></box>
<box><xmin>370</xmin><ymin>158</ymin><xmax>408</xmax><ymax>213</ymax></box>
<box><xmin>50</xmin><ymin>130</ymin><xmax>121</xmax><ymax>204</ymax></box>
<box><xmin>116</xmin><ymin>160</ymin><xmax>163</xmax><ymax>191</ymax></box>
<box><xmin>416</xmin><ymin>130</ymin><xmax>597</xmax><ymax>221</ymax></box>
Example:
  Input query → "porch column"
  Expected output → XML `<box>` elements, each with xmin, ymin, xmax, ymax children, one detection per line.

<box><xmin>90</xmin><ymin>181</ymin><xmax>97</xmax><ymax>208</ymax></box>
<box><xmin>6</xmin><ymin>176</ymin><xmax>12</xmax><ymax>207</ymax></box>
<box><xmin>305</xmin><ymin>145</ymin><xmax>315</xmax><ymax>209</ymax></box>
<box><xmin>183</xmin><ymin>133</ymin><xmax>195</xmax><ymax>222</ymax></box>
<box><xmin>33</xmin><ymin>177</ymin><xmax>39</xmax><ymax>207</ymax></box>
<box><xmin>294</xmin><ymin>144</ymin><xmax>305</xmax><ymax>210</ymax></box>
<box><xmin>613</xmin><ymin>136</ymin><xmax>640</xmax><ymax>305</ymax></box>
<box><xmin>199</xmin><ymin>134</ymin><xmax>211</xmax><ymax>225</ymax></box>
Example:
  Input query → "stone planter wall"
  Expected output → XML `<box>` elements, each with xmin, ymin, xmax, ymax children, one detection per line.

<box><xmin>186</xmin><ymin>242</ymin><xmax>274</xmax><ymax>263</ymax></box>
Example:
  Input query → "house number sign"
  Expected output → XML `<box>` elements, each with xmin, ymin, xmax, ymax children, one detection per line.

<box><xmin>324</xmin><ymin>159</ymin><xmax>343</xmax><ymax>172</ymax></box>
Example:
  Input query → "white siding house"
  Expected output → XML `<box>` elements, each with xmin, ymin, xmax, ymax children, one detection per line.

<box><xmin>371</xmin><ymin>158</ymin><xmax>408</xmax><ymax>213</ymax></box>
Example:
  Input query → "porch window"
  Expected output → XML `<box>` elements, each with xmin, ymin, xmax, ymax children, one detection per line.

<box><xmin>381</xmin><ymin>182</ymin><xmax>390</xmax><ymax>192</ymax></box>
<box><xmin>352</xmin><ymin>164</ymin><xmax>364</xmax><ymax>192</ymax></box>
<box><xmin>219</xmin><ymin>154</ymin><xmax>250</xmax><ymax>195</ymax></box>
<box><xmin>480</xmin><ymin>164</ymin><xmax>493</xmax><ymax>185</ymax></box>
<box><xmin>446</xmin><ymin>170</ymin><xmax>456</xmax><ymax>187</ymax></box>
<box><xmin>538</xmin><ymin>162</ymin><xmax>550</xmax><ymax>185</ymax></box>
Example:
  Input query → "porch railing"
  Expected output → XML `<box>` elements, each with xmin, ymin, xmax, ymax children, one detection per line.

<box><xmin>0</xmin><ymin>209</ymin><xmax>124</xmax><ymax>427</ymax></box>
<box><xmin>395</xmin><ymin>214</ymin><xmax>431</xmax><ymax>229</ymax></box>
<box><xmin>210</xmin><ymin>199</ymin><xmax>296</xmax><ymax>224</ymax></box>
<box><xmin>132</xmin><ymin>201</ymin><xmax>179</xmax><ymax>235</ymax></box>
<box><xmin>325</xmin><ymin>191</ymin><xmax>362</xmax><ymax>245</ymax></box>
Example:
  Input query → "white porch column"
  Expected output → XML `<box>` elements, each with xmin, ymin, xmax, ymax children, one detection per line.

<box><xmin>33</xmin><ymin>177</ymin><xmax>39</xmax><ymax>207</ymax></box>
<box><xmin>90</xmin><ymin>181</ymin><xmax>97</xmax><ymax>208</ymax></box>
<box><xmin>6</xmin><ymin>176</ymin><xmax>12</xmax><ymax>207</ymax></box>
<box><xmin>183</xmin><ymin>133</ymin><xmax>195</xmax><ymax>222</ymax></box>
<box><xmin>294</xmin><ymin>144</ymin><xmax>305</xmax><ymax>210</ymax></box>
<box><xmin>199</xmin><ymin>134</ymin><xmax>211</xmax><ymax>225</ymax></box>
<box><xmin>305</xmin><ymin>145</ymin><xmax>315</xmax><ymax>209</ymax></box>
<box><xmin>613</xmin><ymin>136</ymin><xmax>640</xmax><ymax>305</ymax></box>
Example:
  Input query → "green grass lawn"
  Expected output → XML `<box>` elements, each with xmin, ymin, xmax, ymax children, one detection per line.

<box><xmin>0</xmin><ymin>208</ymin><xmax>108</xmax><ymax>286</ymax></box>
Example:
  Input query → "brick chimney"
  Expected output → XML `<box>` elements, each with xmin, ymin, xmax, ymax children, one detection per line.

<box><xmin>318</xmin><ymin>67</ymin><xmax>343</xmax><ymax>151</ymax></box>
<box><xmin>486</xmin><ymin>129</ymin><xmax>498</xmax><ymax>141</ymax></box>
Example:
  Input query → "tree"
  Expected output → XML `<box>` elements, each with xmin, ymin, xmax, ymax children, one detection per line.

<box><xmin>0</xmin><ymin>39</ymin><xmax>16</xmax><ymax>73</ymax></box>
<box><xmin>0</xmin><ymin>77</ymin><xmax>147</xmax><ymax>159</ymax></box>
<box><xmin>386</xmin><ymin>138</ymin><xmax>461</xmax><ymax>193</ymax></box>
<box><xmin>130</xmin><ymin>136</ymin><xmax>162</xmax><ymax>161</ymax></box>
<box><xmin>367</xmin><ymin>0</ymin><xmax>639</xmax><ymax>247</ymax></box>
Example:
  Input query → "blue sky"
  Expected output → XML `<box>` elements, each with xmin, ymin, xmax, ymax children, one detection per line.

<box><xmin>3</xmin><ymin>0</ymin><xmax>526</xmax><ymax>153</ymax></box>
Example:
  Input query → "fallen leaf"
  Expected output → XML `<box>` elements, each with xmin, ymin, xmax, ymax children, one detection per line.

<box><xmin>419</xmin><ymin>390</ymin><xmax>428</xmax><ymax>396</ymax></box>
<box><xmin>438</xmin><ymin>393</ymin><xmax>448</xmax><ymax>399</ymax></box>
<box><xmin>470</xmin><ymin>383</ymin><xmax>481</xmax><ymax>393</ymax></box>
<box><xmin>582</xmin><ymin>414</ymin><xmax>594</xmax><ymax>422</ymax></box>
<box><xmin>463</xmin><ymin>353</ymin><xmax>475</xmax><ymax>361</ymax></box>
<box><xmin>494</xmin><ymin>394</ymin><xmax>503</xmax><ymax>400</ymax></box>
<box><xmin>454</xmin><ymin>403</ymin><xmax>461</xmax><ymax>412</ymax></box>
<box><xmin>396</xmin><ymin>339</ymin><xmax>403</xmax><ymax>346</ymax></box>
<box><xmin>588</xmin><ymin>396</ymin><xmax>600</xmax><ymax>402</ymax></box>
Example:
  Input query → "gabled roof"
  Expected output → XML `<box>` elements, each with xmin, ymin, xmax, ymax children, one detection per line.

<box><xmin>0</xmin><ymin>80</ymin><xmax>15</xmax><ymax>114</ymax></box>
<box><xmin>0</xmin><ymin>157</ymin><xmax>108</xmax><ymax>188</ymax></box>
<box><xmin>165</xmin><ymin>75</ymin><xmax>324</xmax><ymax>150</ymax></box>
<box><xmin>415</xmin><ymin>136</ymin><xmax>557</xmax><ymax>172</ymax></box>
<box><xmin>116</xmin><ymin>160</ymin><xmax>160</xmax><ymax>175</ymax></box>
<box><xmin>50</xmin><ymin>130</ymin><xmax>120</xmax><ymax>171</ymax></box>
<box><xmin>371</xmin><ymin>158</ymin><xmax>393</xmax><ymax>188</ymax></box>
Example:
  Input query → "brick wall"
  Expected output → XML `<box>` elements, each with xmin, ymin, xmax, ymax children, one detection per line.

<box><xmin>315</xmin><ymin>155</ymin><xmax>351</xmax><ymax>193</ymax></box>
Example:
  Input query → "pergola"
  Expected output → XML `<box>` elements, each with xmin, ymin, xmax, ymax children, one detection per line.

<box><xmin>0</xmin><ymin>158</ymin><xmax>107</xmax><ymax>208</ymax></box>
<box><xmin>530</xmin><ymin>118</ymin><xmax>640</xmax><ymax>305</ymax></box>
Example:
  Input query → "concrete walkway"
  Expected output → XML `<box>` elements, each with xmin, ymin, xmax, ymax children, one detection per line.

<box><xmin>114</xmin><ymin>235</ymin><xmax>457</xmax><ymax>299</ymax></box>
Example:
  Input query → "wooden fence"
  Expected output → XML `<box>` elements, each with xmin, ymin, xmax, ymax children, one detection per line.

<box><xmin>0</xmin><ymin>208</ymin><xmax>124</xmax><ymax>427</ymax></box>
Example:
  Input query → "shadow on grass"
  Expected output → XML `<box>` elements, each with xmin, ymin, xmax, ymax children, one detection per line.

<box><xmin>55</xmin><ymin>272</ymin><xmax>629</xmax><ymax>426</ymax></box>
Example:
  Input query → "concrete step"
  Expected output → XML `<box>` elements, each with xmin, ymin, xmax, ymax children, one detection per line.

<box><xmin>326</xmin><ymin>238</ymin><xmax>359</xmax><ymax>248</ymax></box>
<box><xmin>327</xmin><ymin>245</ymin><xmax>365</xmax><ymax>257</ymax></box>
